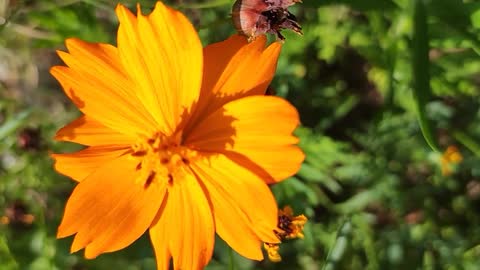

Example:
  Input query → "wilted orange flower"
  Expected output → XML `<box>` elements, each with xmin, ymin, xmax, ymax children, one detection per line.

<box><xmin>263</xmin><ymin>206</ymin><xmax>307</xmax><ymax>262</ymax></box>
<box><xmin>50</xmin><ymin>2</ymin><xmax>303</xmax><ymax>269</ymax></box>
<box><xmin>275</xmin><ymin>206</ymin><xmax>307</xmax><ymax>240</ymax></box>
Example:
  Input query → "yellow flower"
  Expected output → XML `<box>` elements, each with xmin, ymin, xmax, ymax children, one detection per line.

<box><xmin>50</xmin><ymin>2</ymin><xmax>304</xmax><ymax>269</ymax></box>
<box><xmin>263</xmin><ymin>206</ymin><xmax>307</xmax><ymax>262</ymax></box>
<box><xmin>441</xmin><ymin>145</ymin><xmax>462</xmax><ymax>176</ymax></box>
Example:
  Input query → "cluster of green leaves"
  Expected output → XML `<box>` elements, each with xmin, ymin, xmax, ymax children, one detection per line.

<box><xmin>1</xmin><ymin>0</ymin><xmax>480</xmax><ymax>269</ymax></box>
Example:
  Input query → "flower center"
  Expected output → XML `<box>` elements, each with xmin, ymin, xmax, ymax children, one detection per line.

<box><xmin>130</xmin><ymin>131</ymin><xmax>191</xmax><ymax>188</ymax></box>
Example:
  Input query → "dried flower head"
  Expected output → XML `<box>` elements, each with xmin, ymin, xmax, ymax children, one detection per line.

<box><xmin>263</xmin><ymin>206</ymin><xmax>307</xmax><ymax>262</ymax></box>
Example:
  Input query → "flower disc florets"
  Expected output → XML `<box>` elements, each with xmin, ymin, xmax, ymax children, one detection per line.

<box><xmin>131</xmin><ymin>131</ymin><xmax>193</xmax><ymax>188</ymax></box>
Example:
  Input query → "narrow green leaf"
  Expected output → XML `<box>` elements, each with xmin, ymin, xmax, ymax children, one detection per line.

<box><xmin>0</xmin><ymin>110</ymin><xmax>31</xmax><ymax>141</ymax></box>
<box><xmin>322</xmin><ymin>219</ymin><xmax>352</xmax><ymax>270</ymax></box>
<box><xmin>333</xmin><ymin>189</ymin><xmax>380</xmax><ymax>214</ymax></box>
<box><xmin>453</xmin><ymin>130</ymin><xmax>480</xmax><ymax>157</ymax></box>
<box><xmin>384</xmin><ymin>43</ymin><xmax>397</xmax><ymax>108</ymax></box>
<box><xmin>411</xmin><ymin>0</ymin><xmax>440</xmax><ymax>152</ymax></box>
<box><xmin>298</xmin><ymin>163</ymin><xmax>342</xmax><ymax>193</ymax></box>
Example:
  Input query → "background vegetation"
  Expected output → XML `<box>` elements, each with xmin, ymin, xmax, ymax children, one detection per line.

<box><xmin>1</xmin><ymin>0</ymin><xmax>480</xmax><ymax>269</ymax></box>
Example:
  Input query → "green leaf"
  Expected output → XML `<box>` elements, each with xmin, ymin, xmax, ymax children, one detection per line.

<box><xmin>298</xmin><ymin>163</ymin><xmax>342</xmax><ymax>193</ymax></box>
<box><xmin>322</xmin><ymin>219</ymin><xmax>352</xmax><ymax>270</ymax></box>
<box><xmin>333</xmin><ymin>189</ymin><xmax>380</xmax><ymax>214</ymax></box>
<box><xmin>0</xmin><ymin>236</ymin><xmax>18</xmax><ymax>270</ymax></box>
<box><xmin>0</xmin><ymin>110</ymin><xmax>30</xmax><ymax>141</ymax></box>
<box><xmin>453</xmin><ymin>130</ymin><xmax>480</xmax><ymax>157</ymax></box>
<box><xmin>411</xmin><ymin>0</ymin><xmax>440</xmax><ymax>152</ymax></box>
<box><xmin>472</xmin><ymin>9</ymin><xmax>480</xmax><ymax>29</ymax></box>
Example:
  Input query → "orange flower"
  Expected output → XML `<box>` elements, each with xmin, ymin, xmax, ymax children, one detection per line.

<box><xmin>50</xmin><ymin>2</ymin><xmax>304</xmax><ymax>269</ymax></box>
<box><xmin>440</xmin><ymin>145</ymin><xmax>462</xmax><ymax>176</ymax></box>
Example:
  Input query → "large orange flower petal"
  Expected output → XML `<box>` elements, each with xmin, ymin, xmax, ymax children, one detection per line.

<box><xmin>190</xmin><ymin>153</ymin><xmax>280</xmax><ymax>256</ymax></box>
<box><xmin>57</xmin><ymin>155</ymin><xmax>167</xmax><ymax>258</ymax></box>
<box><xmin>55</xmin><ymin>115</ymin><xmax>135</xmax><ymax>146</ymax></box>
<box><xmin>186</xmin><ymin>35</ymin><xmax>281</xmax><ymax>133</ymax></box>
<box><xmin>148</xmin><ymin>202</ymin><xmax>171</xmax><ymax>270</ymax></box>
<box><xmin>149</xmin><ymin>166</ymin><xmax>214</xmax><ymax>270</ymax></box>
<box><xmin>51</xmin><ymin>145</ymin><xmax>128</xmax><ymax>182</ymax></box>
<box><xmin>186</xmin><ymin>95</ymin><xmax>304</xmax><ymax>182</ymax></box>
<box><xmin>116</xmin><ymin>2</ymin><xmax>203</xmax><ymax>135</ymax></box>
<box><xmin>50</xmin><ymin>39</ymin><xmax>157</xmax><ymax>137</ymax></box>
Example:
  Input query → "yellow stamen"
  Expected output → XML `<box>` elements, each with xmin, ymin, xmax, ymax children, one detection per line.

<box><xmin>263</xmin><ymin>243</ymin><xmax>282</xmax><ymax>262</ymax></box>
<box><xmin>130</xmin><ymin>131</ymin><xmax>193</xmax><ymax>188</ymax></box>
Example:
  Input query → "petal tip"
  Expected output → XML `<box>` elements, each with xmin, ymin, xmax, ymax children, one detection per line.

<box><xmin>84</xmin><ymin>245</ymin><xmax>100</xmax><ymax>259</ymax></box>
<box><xmin>115</xmin><ymin>2</ymin><xmax>134</xmax><ymax>21</ymax></box>
<box><xmin>114</xmin><ymin>3</ymin><xmax>126</xmax><ymax>12</ymax></box>
<box><xmin>64</xmin><ymin>38</ymin><xmax>79</xmax><ymax>49</ymax></box>
<box><xmin>49</xmin><ymin>65</ymin><xmax>63</xmax><ymax>76</ymax></box>
<box><xmin>153</xmin><ymin>1</ymin><xmax>166</xmax><ymax>11</ymax></box>
<box><xmin>56</xmin><ymin>225</ymin><xmax>72</xmax><ymax>239</ymax></box>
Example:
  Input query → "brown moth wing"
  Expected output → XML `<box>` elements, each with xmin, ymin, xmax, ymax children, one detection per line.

<box><xmin>232</xmin><ymin>0</ymin><xmax>265</xmax><ymax>38</ymax></box>
<box><xmin>232</xmin><ymin>0</ymin><xmax>302</xmax><ymax>41</ymax></box>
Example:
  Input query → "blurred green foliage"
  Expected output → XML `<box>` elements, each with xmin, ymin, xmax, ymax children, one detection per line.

<box><xmin>1</xmin><ymin>0</ymin><xmax>480</xmax><ymax>269</ymax></box>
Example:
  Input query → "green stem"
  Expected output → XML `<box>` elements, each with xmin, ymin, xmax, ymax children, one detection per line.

<box><xmin>322</xmin><ymin>218</ymin><xmax>352</xmax><ymax>270</ymax></box>
<box><xmin>229</xmin><ymin>247</ymin><xmax>235</xmax><ymax>270</ymax></box>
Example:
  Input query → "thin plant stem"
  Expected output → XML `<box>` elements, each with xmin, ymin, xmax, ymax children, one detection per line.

<box><xmin>322</xmin><ymin>218</ymin><xmax>352</xmax><ymax>270</ymax></box>
<box><xmin>229</xmin><ymin>247</ymin><xmax>236</xmax><ymax>270</ymax></box>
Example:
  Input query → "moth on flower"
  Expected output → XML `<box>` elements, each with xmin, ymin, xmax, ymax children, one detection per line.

<box><xmin>50</xmin><ymin>1</ymin><xmax>304</xmax><ymax>269</ymax></box>
<box><xmin>232</xmin><ymin>0</ymin><xmax>303</xmax><ymax>41</ymax></box>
